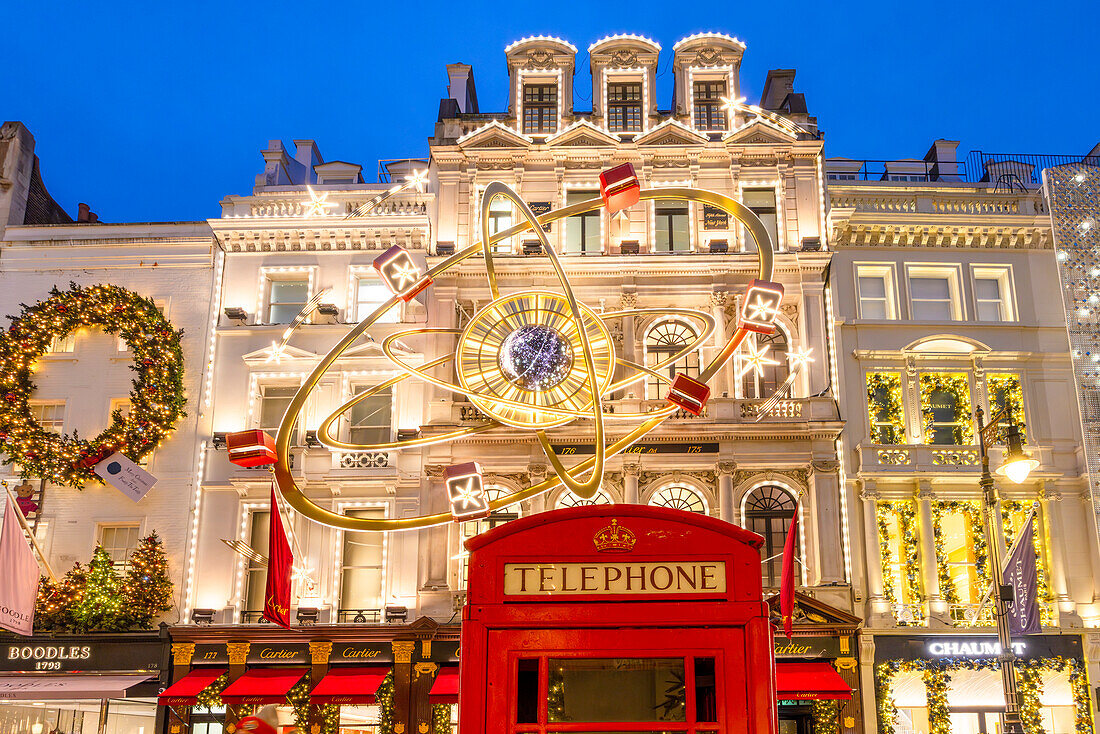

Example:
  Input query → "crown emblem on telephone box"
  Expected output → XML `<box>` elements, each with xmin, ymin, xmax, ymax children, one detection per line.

<box><xmin>593</xmin><ymin>519</ymin><xmax>637</xmax><ymax>553</ymax></box>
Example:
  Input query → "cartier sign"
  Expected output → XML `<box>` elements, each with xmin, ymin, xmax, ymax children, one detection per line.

<box><xmin>503</xmin><ymin>562</ymin><xmax>726</xmax><ymax>596</ymax></box>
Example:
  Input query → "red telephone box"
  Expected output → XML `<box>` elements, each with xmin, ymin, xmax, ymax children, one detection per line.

<box><xmin>459</xmin><ymin>505</ymin><xmax>778</xmax><ymax>734</ymax></box>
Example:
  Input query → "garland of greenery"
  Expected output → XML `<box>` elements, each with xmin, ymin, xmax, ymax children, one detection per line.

<box><xmin>988</xmin><ymin>373</ymin><xmax>1026</xmax><ymax>443</ymax></box>
<box><xmin>376</xmin><ymin>670</ymin><xmax>395</xmax><ymax>734</ymax></box>
<box><xmin>0</xmin><ymin>283</ymin><xmax>186</xmax><ymax>487</ymax></box>
<box><xmin>918</xmin><ymin>373</ymin><xmax>973</xmax><ymax>445</ymax></box>
<box><xmin>1002</xmin><ymin>500</ymin><xmax>1055</xmax><ymax>627</ymax></box>
<box><xmin>876</xmin><ymin>501</ymin><xmax>923</xmax><ymax>624</ymax></box>
<box><xmin>875</xmin><ymin>656</ymin><xmax>1093</xmax><ymax>734</ymax></box>
<box><xmin>195</xmin><ymin>674</ymin><xmax>229</xmax><ymax>709</ymax></box>
<box><xmin>287</xmin><ymin>677</ymin><xmax>340</xmax><ymax>734</ymax></box>
<box><xmin>930</xmin><ymin>501</ymin><xmax>990</xmax><ymax>625</ymax></box>
<box><xmin>432</xmin><ymin>704</ymin><xmax>452</xmax><ymax>734</ymax></box>
<box><xmin>867</xmin><ymin>372</ymin><xmax>906</xmax><ymax>444</ymax></box>
<box><xmin>811</xmin><ymin>700</ymin><xmax>839</xmax><ymax>734</ymax></box>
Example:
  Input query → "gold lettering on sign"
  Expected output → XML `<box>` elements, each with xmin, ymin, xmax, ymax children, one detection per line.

<box><xmin>259</xmin><ymin>648</ymin><xmax>298</xmax><ymax>659</ymax></box>
<box><xmin>503</xmin><ymin>562</ymin><xmax>727</xmax><ymax>596</ymax></box>
<box><xmin>774</xmin><ymin>642</ymin><xmax>813</xmax><ymax>656</ymax></box>
<box><xmin>341</xmin><ymin>647</ymin><xmax>383</xmax><ymax>659</ymax></box>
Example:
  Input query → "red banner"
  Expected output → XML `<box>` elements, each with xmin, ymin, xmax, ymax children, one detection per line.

<box><xmin>779</xmin><ymin>508</ymin><xmax>799</xmax><ymax>640</ymax></box>
<box><xmin>263</xmin><ymin>485</ymin><xmax>293</xmax><ymax>629</ymax></box>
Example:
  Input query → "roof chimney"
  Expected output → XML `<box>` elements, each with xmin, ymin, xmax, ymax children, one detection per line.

<box><xmin>924</xmin><ymin>139</ymin><xmax>961</xmax><ymax>181</ymax></box>
<box><xmin>446</xmin><ymin>64</ymin><xmax>479</xmax><ymax>114</ymax></box>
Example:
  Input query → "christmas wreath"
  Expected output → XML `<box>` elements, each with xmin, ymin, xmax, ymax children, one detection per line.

<box><xmin>0</xmin><ymin>283</ymin><xmax>186</xmax><ymax>487</ymax></box>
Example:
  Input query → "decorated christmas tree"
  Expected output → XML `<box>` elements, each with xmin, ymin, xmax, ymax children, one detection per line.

<box><xmin>34</xmin><ymin>563</ymin><xmax>85</xmax><ymax>632</ymax></box>
<box><xmin>69</xmin><ymin>547</ymin><xmax>126</xmax><ymax>632</ymax></box>
<box><xmin>123</xmin><ymin>531</ymin><xmax>172</xmax><ymax>628</ymax></box>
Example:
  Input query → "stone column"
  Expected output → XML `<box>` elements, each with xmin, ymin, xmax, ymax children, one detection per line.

<box><xmin>915</xmin><ymin>481</ymin><xmax>946</xmax><ymax>624</ymax></box>
<box><xmin>166</xmin><ymin>643</ymin><xmax>195</xmax><ymax>734</ymax></box>
<box><xmin>860</xmin><ymin>483</ymin><xmax>886</xmax><ymax>605</ymax></box>
<box><xmin>709</xmin><ymin>290</ymin><xmax>730</xmax><ymax>397</ymax></box>
<box><xmin>225</xmin><ymin>642</ymin><xmax>250</xmax><ymax>729</ymax></box>
<box><xmin>528</xmin><ymin>464</ymin><xmax>547</xmax><ymax>513</ymax></box>
<box><xmin>1038</xmin><ymin>482</ymin><xmax>1077</xmax><ymax>624</ymax></box>
<box><xmin>717</xmin><ymin>462</ymin><xmax>736</xmax><ymax>523</ymax></box>
<box><xmin>418</xmin><ymin>466</ymin><xmax>451</xmax><ymax>618</ymax></box>
<box><xmin>623</xmin><ymin>463</ymin><xmax>640</xmax><ymax>504</ymax></box>
<box><xmin>811</xmin><ymin>459</ymin><xmax>845</xmax><ymax>584</ymax></box>
<box><xmin>619</xmin><ymin>292</ymin><xmax>638</xmax><ymax>399</ymax></box>
<box><xmin>308</xmin><ymin>641</ymin><xmax>332</xmax><ymax>732</ymax></box>
<box><xmin>392</xmin><ymin>640</ymin><xmax>416</xmax><ymax>734</ymax></box>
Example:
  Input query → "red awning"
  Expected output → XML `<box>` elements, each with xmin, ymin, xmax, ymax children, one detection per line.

<box><xmin>429</xmin><ymin>667</ymin><xmax>459</xmax><ymax>705</ymax></box>
<box><xmin>310</xmin><ymin>667</ymin><xmax>390</xmax><ymax>705</ymax></box>
<box><xmin>158</xmin><ymin>668</ymin><xmax>228</xmax><ymax>706</ymax></box>
<box><xmin>775</xmin><ymin>661</ymin><xmax>851</xmax><ymax>701</ymax></box>
<box><xmin>220</xmin><ymin>668</ymin><xmax>309</xmax><ymax>705</ymax></box>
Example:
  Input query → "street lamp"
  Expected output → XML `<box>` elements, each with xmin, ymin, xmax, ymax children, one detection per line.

<box><xmin>975</xmin><ymin>403</ymin><xmax>1037</xmax><ymax>734</ymax></box>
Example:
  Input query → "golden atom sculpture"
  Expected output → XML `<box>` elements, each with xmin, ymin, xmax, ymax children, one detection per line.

<box><xmin>274</xmin><ymin>178</ymin><xmax>787</xmax><ymax>531</ymax></box>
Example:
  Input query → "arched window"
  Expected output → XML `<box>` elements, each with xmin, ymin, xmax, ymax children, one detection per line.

<box><xmin>556</xmin><ymin>490</ymin><xmax>613</xmax><ymax>509</ymax></box>
<box><xmin>460</xmin><ymin>487</ymin><xmax>520</xmax><ymax>587</ymax></box>
<box><xmin>646</xmin><ymin>320</ymin><xmax>701</xmax><ymax>400</ymax></box>
<box><xmin>648</xmin><ymin>485</ymin><xmax>708</xmax><ymax>514</ymax></box>
<box><xmin>742</xmin><ymin>485</ymin><xmax>797</xmax><ymax>588</ymax></box>
<box><xmin>740</xmin><ymin>330</ymin><xmax>790</xmax><ymax>399</ymax></box>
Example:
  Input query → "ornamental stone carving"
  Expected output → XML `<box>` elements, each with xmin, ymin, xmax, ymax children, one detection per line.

<box><xmin>716</xmin><ymin>461</ymin><xmax>737</xmax><ymax>476</ymax></box>
<box><xmin>523</xmin><ymin>50</ymin><xmax>557</xmax><ymax>70</ymax></box>
<box><xmin>309</xmin><ymin>641</ymin><xmax>333</xmax><ymax>665</ymax></box>
<box><xmin>171</xmin><ymin>643</ymin><xmax>195</xmax><ymax>666</ymax></box>
<box><xmin>811</xmin><ymin>459</ymin><xmax>840</xmax><ymax>474</ymax></box>
<box><xmin>610</xmin><ymin>50</ymin><xmax>640</xmax><ymax>68</ymax></box>
<box><xmin>690</xmin><ymin>48</ymin><xmax>727</xmax><ymax>66</ymax></box>
<box><xmin>710</xmin><ymin>290</ymin><xmax>729</xmax><ymax>308</ymax></box>
<box><xmin>392</xmin><ymin>640</ymin><xmax>416</xmax><ymax>664</ymax></box>
<box><xmin>425</xmin><ymin>465</ymin><xmax>445</xmax><ymax>480</ymax></box>
<box><xmin>780</xmin><ymin>303</ymin><xmax>799</xmax><ymax>325</ymax></box>
<box><xmin>620</xmin><ymin>292</ymin><xmax>638</xmax><ymax>309</ymax></box>
<box><xmin>227</xmin><ymin>642</ymin><xmax>250</xmax><ymax>666</ymax></box>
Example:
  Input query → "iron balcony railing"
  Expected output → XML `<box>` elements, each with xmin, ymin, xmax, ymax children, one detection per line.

<box><xmin>827</xmin><ymin>151</ymin><xmax>1100</xmax><ymax>188</ymax></box>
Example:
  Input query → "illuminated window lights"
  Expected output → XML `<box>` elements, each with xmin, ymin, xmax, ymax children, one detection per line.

<box><xmin>561</xmin><ymin>180</ymin><xmax>606</xmax><ymax>254</ymax></box>
<box><xmin>473</xmin><ymin>183</ymin><xmax>518</xmax><ymax>255</ymax></box>
<box><xmin>686</xmin><ymin>66</ymin><xmax>735</xmax><ymax>133</ymax></box>
<box><xmin>602</xmin><ymin>67</ymin><xmax>649</xmax><ymax>135</ymax></box>
<box><xmin>332</xmin><ymin>500</ymin><xmax>390</xmax><ymax>608</ymax></box>
<box><xmin>739</xmin><ymin>479</ymin><xmax>806</xmax><ymax>587</ymax></box>
<box><xmin>516</xmin><ymin>68</ymin><xmax>564</xmax><ymax>139</ymax></box>
<box><xmin>255</xmin><ymin>266</ymin><xmax>317</xmax><ymax>326</ymax></box>
<box><xmin>648</xmin><ymin>179</ymin><xmax>696</xmax><ymax>253</ymax></box>
<box><xmin>815</xmin><ymin>155</ymin><xmax>829</xmax><ymax>251</ymax></box>
<box><xmin>247</xmin><ymin>372</ymin><xmax>307</xmax><ymax>429</ymax></box>
<box><xmin>505</xmin><ymin>36</ymin><xmax>578</xmax><ymax>54</ymax></box>
<box><xmin>672</xmin><ymin>32</ymin><xmax>746</xmax><ymax>51</ymax></box>
<box><xmin>203</xmin><ymin>249</ymin><xmax>226</xmax><ymax>411</ymax></box>
<box><xmin>182</xmin><ymin>439</ymin><xmax>208</xmax><ymax>622</ymax></box>
<box><xmin>234</xmin><ymin>501</ymin><xmax>269</xmax><ymax>616</ymax></box>
<box><xmin>738</xmin><ymin>179</ymin><xmax>785</xmax><ymax>252</ymax></box>
<box><xmin>588</xmin><ymin>34</ymin><xmax>660</xmax><ymax>52</ymax></box>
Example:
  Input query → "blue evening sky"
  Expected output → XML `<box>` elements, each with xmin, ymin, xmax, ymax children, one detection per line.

<box><xmin>6</xmin><ymin>0</ymin><xmax>1097</xmax><ymax>223</ymax></box>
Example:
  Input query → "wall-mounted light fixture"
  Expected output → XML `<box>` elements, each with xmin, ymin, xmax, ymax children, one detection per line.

<box><xmin>211</xmin><ymin>432</ymin><xmax>227</xmax><ymax>450</ymax></box>
<box><xmin>190</xmin><ymin>608</ymin><xmax>216</xmax><ymax>625</ymax></box>
<box><xmin>223</xmin><ymin>306</ymin><xmax>248</xmax><ymax>323</ymax></box>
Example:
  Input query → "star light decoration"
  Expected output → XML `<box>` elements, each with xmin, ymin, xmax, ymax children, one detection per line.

<box><xmin>738</xmin><ymin>336</ymin><xmax>780</xmax><ymax>379</ymax></box>
<box><xmin>444</xmin><ymin>462</ymin><xmax>490</xmax><ymax>521</ymax></box>
<box><xmin>303</xmin><ymin>186</ymin><xmax>339</xmax><ymax>217</ymax></box>
<box><xmin>373</xmin><ymin>245</ymin><xmax>432</xmax><ymax>301</ymax></box>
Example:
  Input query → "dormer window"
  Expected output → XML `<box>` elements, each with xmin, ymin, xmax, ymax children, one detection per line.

<box><xmin>607</xmin><ymin>82</ymin><xmax>643</xmax><ymax>132</ymax></box>
<box><xmin>523</xmin><ymin>84</ymin><xmax>558</xmax><ymax>134</ymax></box>
<box><xmin>693</xmin><ymin>80</ymin><xmax>728</xmax><ymax>131</ymax></box>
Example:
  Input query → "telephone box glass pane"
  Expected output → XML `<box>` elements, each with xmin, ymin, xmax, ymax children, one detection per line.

<box><xmin>516</xmin><ymin>659</ymin><xmax>539</xmax><ymax>724</ymax></box>
<box><xmin>694</xmin><ymin>657</ymin><xmax>717</xmax><ymax>722</ymax></box>
<box><xmin>547</xmin><ymin>658</ymin><xmax>687</xmax><ymax>723</ymax></box>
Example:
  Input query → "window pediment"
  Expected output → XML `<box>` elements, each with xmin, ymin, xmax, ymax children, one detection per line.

<box><xmin>723</xmin><ymin>119</ymin><xmax>797</xmax><ymax>145</ymax></box>
<box><xmin>546</xmin><ymin>120</ymin><xmax>618</xmax><ymax>147</ymax></box>
<box><xmin>457</xmin><ymin>121</ymin><xmax>532</xmax><ymax>150</ymax></box>
<box><xmin>634</xmin><ymin>119</ymin><xmax>708</xmax><ymax>147</ymax></box>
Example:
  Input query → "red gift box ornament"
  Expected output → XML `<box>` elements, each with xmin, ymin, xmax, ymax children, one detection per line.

<box><xmin>445</xmin><ymin>461</ymin><xmax>490</xmax><ymax>522</ymax></box>
<box><xmin>373</xmin><ymin>245</ymin><xmax>432</xmax><ymax>302</ymax></box>
<box><xmin>738</xmin><ymin>279</ymin><xmax>785</xmax><ymax>334</ymax></box>
<box><xmin>667</xmin><ymin>373</ymin><xmax>710</xmax><ymax>416</ymax></box>
<box><xmin>226</xmin><ymin>429</ymin><xmax>278</xmax><ymax>467</ymax></box>
<box><xmin>76</xmin><ymin>445</ymin><xmax>115</xmax><ymax>469</ymax></box>
<box><xmin>599</xmin><ymin>163</ymin><xmax>640</xmax><ymax>214</ymax></box>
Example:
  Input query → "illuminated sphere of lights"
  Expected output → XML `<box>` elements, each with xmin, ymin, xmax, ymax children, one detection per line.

<box><xmin>498</xmin><ymin>324</ymin><xmax>573</xmax><ymax>391</ymax></box>
<box><xmin>273</xmin><ymin>181</ymin><xmax>783</xmax><ymax>532</ymax></box>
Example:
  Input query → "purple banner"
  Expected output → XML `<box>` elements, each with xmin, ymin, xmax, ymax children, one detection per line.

<box><xmin>1003</xmin><ymin>513</ymin><xmax>1041</xmax><ymax>635</ymax></box>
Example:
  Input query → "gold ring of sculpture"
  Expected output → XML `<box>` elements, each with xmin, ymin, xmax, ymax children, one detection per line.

<box><xmin>274</xmin><ymin>185</ymin><xmax>775</xmax><ymax>531</ymax></box>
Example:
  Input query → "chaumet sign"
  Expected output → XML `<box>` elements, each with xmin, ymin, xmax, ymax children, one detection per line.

<box><xmin>927</xmin><ymin>639</ymin><xmax>1026</xmax><ymax>657</ymax></box>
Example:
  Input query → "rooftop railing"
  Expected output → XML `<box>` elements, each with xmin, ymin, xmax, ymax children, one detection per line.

<box><xmin>827</xmin><ymin>151</ymin><xmax>1100</xmax><ymax>188</ymax></box>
